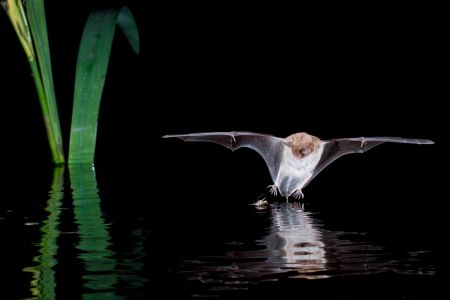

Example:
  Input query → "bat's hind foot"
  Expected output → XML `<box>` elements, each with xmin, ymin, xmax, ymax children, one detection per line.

<box><xmin>291</xmin><ymin>189</ymin><xmax>304</xmax><ymax>199</ymax></box>
<box><xmin>268</xmin><ymin>185</ymin><xmax>280</xmax><ymax>196</ymax></box>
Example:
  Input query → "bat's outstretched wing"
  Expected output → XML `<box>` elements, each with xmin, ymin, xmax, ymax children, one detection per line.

<box><xmin>312</xmin><ymin>137</ymin><xmax>434</xmax><ymax>180</ymax></box>
<box><xmin>163</xmin><ymin>132</ymin><xmax>287</xmax><ymax>181</ymax></box>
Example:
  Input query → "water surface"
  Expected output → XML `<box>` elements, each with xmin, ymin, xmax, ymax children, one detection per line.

<box><xmin>0</xmin><ymin>165</ymin><xmax>440</xmax><ymax>299</ymax></box>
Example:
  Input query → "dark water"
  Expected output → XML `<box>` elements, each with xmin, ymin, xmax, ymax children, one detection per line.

<box><xmin>0</xmin><ymin>159</ymin><xmax>442</xmax><ymax>299</ymax></box>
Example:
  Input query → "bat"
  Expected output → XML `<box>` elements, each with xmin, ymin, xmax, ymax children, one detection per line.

<box><xmin>163</xmin><ymin>132</ymin><xmax>434</xmax><ymax>198</ymax></box>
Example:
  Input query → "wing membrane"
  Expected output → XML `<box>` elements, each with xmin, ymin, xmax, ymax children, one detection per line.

<box><xmin>163</xmin><ymin>132</ymin><xmax>286</xmax><ymax>181</ymax></box>
<box><xmin>312</xmin><ymin>136</ymin><xmax>434</xmax><ymax>179</ymax></box>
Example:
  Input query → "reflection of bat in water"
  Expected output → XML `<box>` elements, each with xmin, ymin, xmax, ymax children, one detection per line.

<box><xmin>163</xmin><ymin>132</ymin><xmax>434</xmax><ymax>198</ymax></box>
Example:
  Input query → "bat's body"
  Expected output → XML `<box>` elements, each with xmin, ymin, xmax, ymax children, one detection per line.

<box><xmin>163</xmin><ymin>132</ymin><xmax>433</xmax><ymax>198</ymax></box>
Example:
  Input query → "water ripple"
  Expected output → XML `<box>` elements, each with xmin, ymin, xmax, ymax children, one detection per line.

<box><xmin>174</xmin><ymin>202</ymin><xmax>435</xmax><ymax>296</ymax></box>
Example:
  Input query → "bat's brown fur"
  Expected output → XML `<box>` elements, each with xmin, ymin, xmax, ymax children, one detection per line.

<box><xmin>287</xmin><ymin>133</ymin><xmax>321</xmax><ymax>159</ymax></box>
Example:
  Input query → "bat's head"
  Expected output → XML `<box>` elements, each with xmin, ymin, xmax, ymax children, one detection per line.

<box><xmin>285</xmin><ymin>132</ymin><xmax>322</xmax><ymax>159</ymax></box>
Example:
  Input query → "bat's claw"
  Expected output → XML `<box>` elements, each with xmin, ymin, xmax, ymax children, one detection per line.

<box><xmin>268</xmin><ymin>185</ymin><xmax>280</xmax><ymax>196</ymax></box>
<box><xmin>361</xmin><ymin>139</ymin><xmax>366</xmax><ymax>149</ymax></box>
<box><xmin>291</xmin><ymin>189</ymin><xmax>304</xmax><ymax>199</ymax></box>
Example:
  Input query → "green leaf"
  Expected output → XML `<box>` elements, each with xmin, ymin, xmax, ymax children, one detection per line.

<box><xmin>69</xmin><ymin>9</ymin><xmax>118</xmax><ymax>164</ymax></box>
<box><xmin>25</xmin><ymin>0</ymin><xmax>65</xmax><ymax>163</ymax></box>
<box><xmin>117</xmin><ymin>6</ymin><xmax>140</xmax><ymax>54</ymax></box>
<box><xmin>69</xmin><ymin>7</ymin><xmax>139</xmax><ymax>164</ymax></box>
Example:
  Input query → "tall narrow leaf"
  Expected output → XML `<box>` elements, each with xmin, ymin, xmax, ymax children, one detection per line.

<box><xmin>69</xmin><ymin>9</ymin><xmax>117</xmax><ymax>164</ymax></box>
<box><xmin>26</xmin><ymin>0</ymin><xmax>64</xmax><ymax>163</ymax></box>
<box><xmin>2</xmin><ymin>0</ymin><xmax>64</xmax><ymax>163</ymax></box>
<box><xmin>69</xmin><ymin>7</ymin><xmax>139</xmax><ymax>164</ymax></box>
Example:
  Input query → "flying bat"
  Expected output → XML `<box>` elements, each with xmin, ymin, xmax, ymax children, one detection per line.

<box><xmin>163</xmin><ymin>132</ymin><xmax>434</xmax><ymax>198</ymax></box>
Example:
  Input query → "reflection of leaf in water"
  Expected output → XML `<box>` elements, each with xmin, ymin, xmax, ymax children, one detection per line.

<box><xmin>23</xmin><ymin>167</ymin><xmax>64</xmax><ymax>299</ymax></box>
<box><xmin>70</xmin><ymin>164</ymin><xmax>119</xmax><ymax>299</ymax></box>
